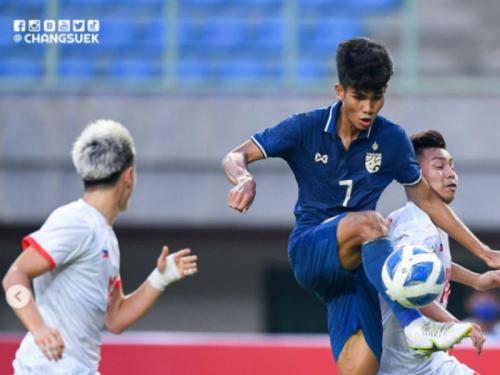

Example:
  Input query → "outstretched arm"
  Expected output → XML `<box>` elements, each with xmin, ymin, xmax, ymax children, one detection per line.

<box><xmin>451</xmin><ymin>262</ymin><xmax>500</xmax><ymax>291</ymax></box>
<box><xmin>419</xmin><ymin>301</ymin><xmax>458</xmax><ymax>323</ymax></box>
<box><xmin>406</xmin><ymin>179</ymin><xmax>500</xmax><ymax>268</ymax></box>
<box><xmin>105</xmin><ymin>246</ymin><xmax>197</xmax><ymax>334</ymax></box>
<box><xmin>222</xmin><ymin>140</ymin><xmax>264</xmax><ymax>213</ymax></box>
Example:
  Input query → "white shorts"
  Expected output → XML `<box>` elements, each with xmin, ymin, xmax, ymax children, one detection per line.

<box><xmin>13</xmin><ymin>333</ymin><xmax>99</xmax><ymax>375</ymax></box>
<box><xmin>378</xmin><ymin>351</ymin><xmax>474</xmax><ymax>375</ymax></box>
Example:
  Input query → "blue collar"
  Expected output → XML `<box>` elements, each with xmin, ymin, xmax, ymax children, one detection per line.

<box><xmin>323</xmin><ymin>101</ymin><xmax>374</xmax><ymax>139</ymax></box>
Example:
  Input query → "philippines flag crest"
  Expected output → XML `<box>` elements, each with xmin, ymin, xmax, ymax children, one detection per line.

<box><xmin>102</xmin><ymin>249</ymin><xmax>109</xmax><ymax>258</ymax></box>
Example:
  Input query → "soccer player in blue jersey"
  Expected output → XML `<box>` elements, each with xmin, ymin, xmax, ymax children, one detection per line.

<box><xmin>222</xmin><ymin>38</ymin><xmax>500</xmax><ymax>374</ymax></box>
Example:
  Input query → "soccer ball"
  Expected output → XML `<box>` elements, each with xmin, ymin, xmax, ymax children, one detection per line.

<box><xmin>382</xmin><ymin>245</ymin><xmax>445</xmax><ymax>308</ymax></box>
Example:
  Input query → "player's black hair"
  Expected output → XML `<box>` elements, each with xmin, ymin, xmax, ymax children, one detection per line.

<box><xmin>411</xmin><ymin>130</ymin><xmax>447</xmax><ymax>158</ymax></box>
<box><xmin>336</xmin><ymin>37</ymin><xmax>393</xmax><ymax>92</ymax></box>
<box><xmin>83</xmin><ymin>154</ymin><xmax>134</xmax><ymax>189</ymax></box>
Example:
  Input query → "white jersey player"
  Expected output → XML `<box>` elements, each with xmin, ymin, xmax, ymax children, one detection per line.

<box><xmin>380</xmin><ymin>201</ymin><xmax>472</xmax><ymax>374</ymax></box>
<box><xmin>379</xmin><ymin>130</ymin><xmax>500</xmax><ymax>375</ymax></box>
<box><xmin>2</xmin><ymin>120</ymin><xmax>199</xmax><ymax>374</ymax></box>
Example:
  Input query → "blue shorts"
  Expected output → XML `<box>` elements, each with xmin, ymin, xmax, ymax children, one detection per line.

<box><xmin>288</xmin><ymin>213</ymin><xmax>383</xmax><ymax>361</ymax></box>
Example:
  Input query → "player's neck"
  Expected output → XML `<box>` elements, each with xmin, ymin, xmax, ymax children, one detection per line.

<box><xmin>336</xmin><ymin>109</ymin><xmax>361</xmax><ymax>149</ymax></box>
<box><xmin>83</xmin><ymin>190</ymin><xmax>120</xmax><ymax>225</ymax></box>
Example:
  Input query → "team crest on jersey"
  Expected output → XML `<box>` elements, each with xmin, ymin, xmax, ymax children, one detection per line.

<box><xmin>365</xmin><ymin>152</ymin><xmax>382</xmax><ymax>173</ymax></box>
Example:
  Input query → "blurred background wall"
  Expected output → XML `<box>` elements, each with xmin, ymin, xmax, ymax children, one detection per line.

<box><xmin>1</xmin><ymin>0</ymin><xmax>499</xmax><ymax>335</ymax></box>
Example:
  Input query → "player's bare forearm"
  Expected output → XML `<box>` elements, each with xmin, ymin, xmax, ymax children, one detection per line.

<box><xmin>3</xmin><ymin>248</ymin><xmax>65</xmax><ymax>361</ymax></box>
<box><xmin>104</xmin><ymin>281</ymin><xmax>161</xmax><ymax>334</ymax></box>
<box><xmin>2</xmin><ymin>247</ymin><xmax>54</xmax><ymax>333</ymax></box>
<box><xmin>450</xmin><ymin>263</ymin><xmax>480</xmax><ymax>288</ymax></box>
<box><xmin>419</xmin><ymin>301</ymin><xmax>458</xmax><ymax>323</ymax></box>
<box><xmin>406</xmin><ymin>179</ymin><xmax>499</xmax><ymax>266</ymax></box>
<box><xmin>105</xmin><ymin>246</ymin><xmax>197</xmax><ymax>334</ymax></box>
<box><xmin>222</xmin><ymin>140</ymin><xmax>263</xmax><ymax>212</ymax></box>
<box><xmin>452</xmin><ymin>262</ymin><xmax>500</xmax><ymax>291</ymax></box>
<box><xmin>2</xmin><ymin>267</ymin><xmax>47</xmax><ymax>333</ymax></box>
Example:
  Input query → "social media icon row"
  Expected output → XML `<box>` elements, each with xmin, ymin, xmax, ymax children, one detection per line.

<box><xmin>13</xmin><ymin>19</ymin><xmax>100</xmax><ymax>33</ymax></box>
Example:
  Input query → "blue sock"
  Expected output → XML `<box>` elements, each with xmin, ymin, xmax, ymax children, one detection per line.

<box><xmin>361</xmin><ymin>237</ymin><xmax>421</xmax><ymax>327</ymax></box>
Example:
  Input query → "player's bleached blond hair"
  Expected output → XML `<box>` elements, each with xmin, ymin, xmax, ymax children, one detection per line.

<box><xmin>72</xmin><ymin>119</ymin><xmax>135</xmax><ymax>184</ymax></box>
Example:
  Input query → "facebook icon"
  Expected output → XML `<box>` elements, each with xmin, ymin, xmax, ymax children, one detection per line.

<box><xmin>13</xmin><ymin>20</ymin><xmax>26</xmax><ymax>32</ymax></box>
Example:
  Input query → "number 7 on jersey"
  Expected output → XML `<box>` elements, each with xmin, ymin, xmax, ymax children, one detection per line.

<box><xmin>339</xmin><ymin>180</ymin><xmax>353</xmax><ymax>207</ymax></box>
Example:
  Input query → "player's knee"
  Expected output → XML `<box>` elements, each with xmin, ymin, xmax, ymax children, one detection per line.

<box><xmin>358</xmin><ymin>212</ymin><xmax>388</xmax><ymax>242</ymax></box>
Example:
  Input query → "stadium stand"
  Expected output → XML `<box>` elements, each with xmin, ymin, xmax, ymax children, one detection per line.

<box><xmin>0</xmin><ymin>0</ymin><xmax>404</xmax><ymax>84</ymax></box>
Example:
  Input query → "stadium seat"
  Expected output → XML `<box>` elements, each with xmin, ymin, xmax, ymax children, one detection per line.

<box><xmin>140</xmin><ymin>18</ymin><xmax>166</xmax><ymax>49</ymax></box>
<box><xmin>65</xmin><ymin>0</ymin><xmax>164</xmax><ymax>5</ymax></box>
<box><xmin>0</xmin><ymin>45</ymin><xmax>44</xmax><ymax>60</ymax></box>
<box><xmin>180</xmin><ymin>0</ymin><xmax>283</xmax><ymax>17</ymax></box>
<box><xmin>179</xmin><ymin>17</ymin><xmax>283</xmax><ymax>56</ymax></box>
<box><xmin>216</xmin><ymin>59</ymin><xmax>282</xmax><ymax>79</ymax></box>
<box><xmin>298</xmin><ymin>60</ymin><xmax>333</xmax><ymax>81</ymax></box>
<box><xmin>182</xmin><ymin>0</ymin><xmax>230</xmax><ymax>5</ymax></box>
<box><xmin>107</xmin><ymin>59</ymin><xmax>160</xmax><ymax>78</ymax></box>
<box><xmin>353</xmin><ymin>0</ymin><xmax>400</xmax><ymax>9</ymax></box>
<box><xmin>58</xmin><ymin>60</ymin><xmax>96</xmax><ymax>79</ymax></box>
<box><xmin>179</xmin><ymin>18</ymin><xmax>247</xmax><ymax>49</ymax></box>
<box><xmin>178</xmin><ymin>58</ymin><xmax>282</xmax><ymax>81</ymax></box>
<box><xmin>249</xmin><ymin>18</ymin><xmax>283</xmax><ymax>50</ymax></box>
<box><xmin>299</xmin><ymin>0</ymin><xmax>400</xmax><ymax>13</ymax></box>
<box><xmin>99</xmin><ymin>19</ymin><xmax>135</xmax><ymax>48</ymax></box>
<box><xmin>2</xmin><ymin>0</ymin><xmax>44</xmax><ymax>6</ymax></box>
<box><xmin>115</xmin><ymin>0</ymin><xmax>164</xmax><ymax>3</ymax></box>
<box><xmin>300</xmin><ymin>18</ymin><xmax>364</xmax><ymax>52</ymax></box>
<box><xmin>64</xmin><ymin>0</ymin><xmax>113</xmax><ymax>4</ymax></box>
<box><xmin>0</xmin><ymin>59</ymin><xmax>43</xmax><ymax>77</ymax></box>
<box><xmin>178</xmin><ymin>59</ymin><xmax>210</xmax><ymax>81</ymax></box>
<box><xmin>0</xmin><ymin>18</ymin><xmax>14</xmax><ymax>47</ymax></box>
<box><xmin>183</xmin><ymin>0</ymin><xmax>282</xmax><ymax>5</ymax></box>
<box><xmin>239</xmin><ymin>0</ymin><xmax>283</xmax><ymax>4</ymax></box>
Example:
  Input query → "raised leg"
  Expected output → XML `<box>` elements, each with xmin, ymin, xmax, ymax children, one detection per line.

<box><xmin>337</xmin><ymin>330</ymin><xmax>378</xmax><ymax>375</ymax></box>
<box><xmin>336</xmin><ymin>211</ymin><xmax>421</xmax><ymax>327</ymax></box>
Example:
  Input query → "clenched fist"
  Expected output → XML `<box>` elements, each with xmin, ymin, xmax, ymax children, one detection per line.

<box><xmin>228</xmin><ymin>177</ymin><xmax>256</xmax><ymax>213</ymax></box>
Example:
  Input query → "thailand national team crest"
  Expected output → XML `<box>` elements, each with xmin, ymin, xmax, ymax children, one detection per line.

<box><xmin>365</xmin><ymin>152</ymin><xmax>382</xmax><ymax>173</ymax></box>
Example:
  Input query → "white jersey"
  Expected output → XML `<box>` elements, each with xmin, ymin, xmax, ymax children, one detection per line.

<box><xmin>378</xmin><ymin>202</ymin><xmax>473</xmax><ymax>375</ymax></box>
<box><xmin>13</xmin><ymin>199</ymin><xmax>121</xmax><ymax>374</ymax></box>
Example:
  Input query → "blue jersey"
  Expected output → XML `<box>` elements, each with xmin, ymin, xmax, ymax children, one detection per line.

<box><xmin>252</xmin><ymin>101</ymin><xmax>421</xmax><ymax>238</ymax></box>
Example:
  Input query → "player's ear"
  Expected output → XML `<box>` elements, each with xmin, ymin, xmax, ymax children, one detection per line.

<box><xmin>121</xmin><ymin>166</ymin><xmax>134</xmax><ymax>188</ymax></box>
<box><xmin>335</xmin><ymin>84</ymin><xmax>345</xmax><ymax>101</ymax></box>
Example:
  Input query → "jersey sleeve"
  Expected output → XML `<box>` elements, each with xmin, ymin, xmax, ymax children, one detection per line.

<box><xmin>393</xmin><ymin>129</ymin><xmax>422</xmax><ymax>186</ymax></box>
<box><xmin>22</xmin><ymin>211</ymin><xmax>92</xmax><ymax>271</ymax></box>
<box><xmin>251</xmin><ymin>114</ymin><xmax>302</xmax><ymax>159</ymax></box>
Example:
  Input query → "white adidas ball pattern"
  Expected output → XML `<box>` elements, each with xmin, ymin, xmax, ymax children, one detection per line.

<box><xmin>382</xmin><ymin>245</ymin><xmax>445</xmax><ymax>308</ymax></box>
